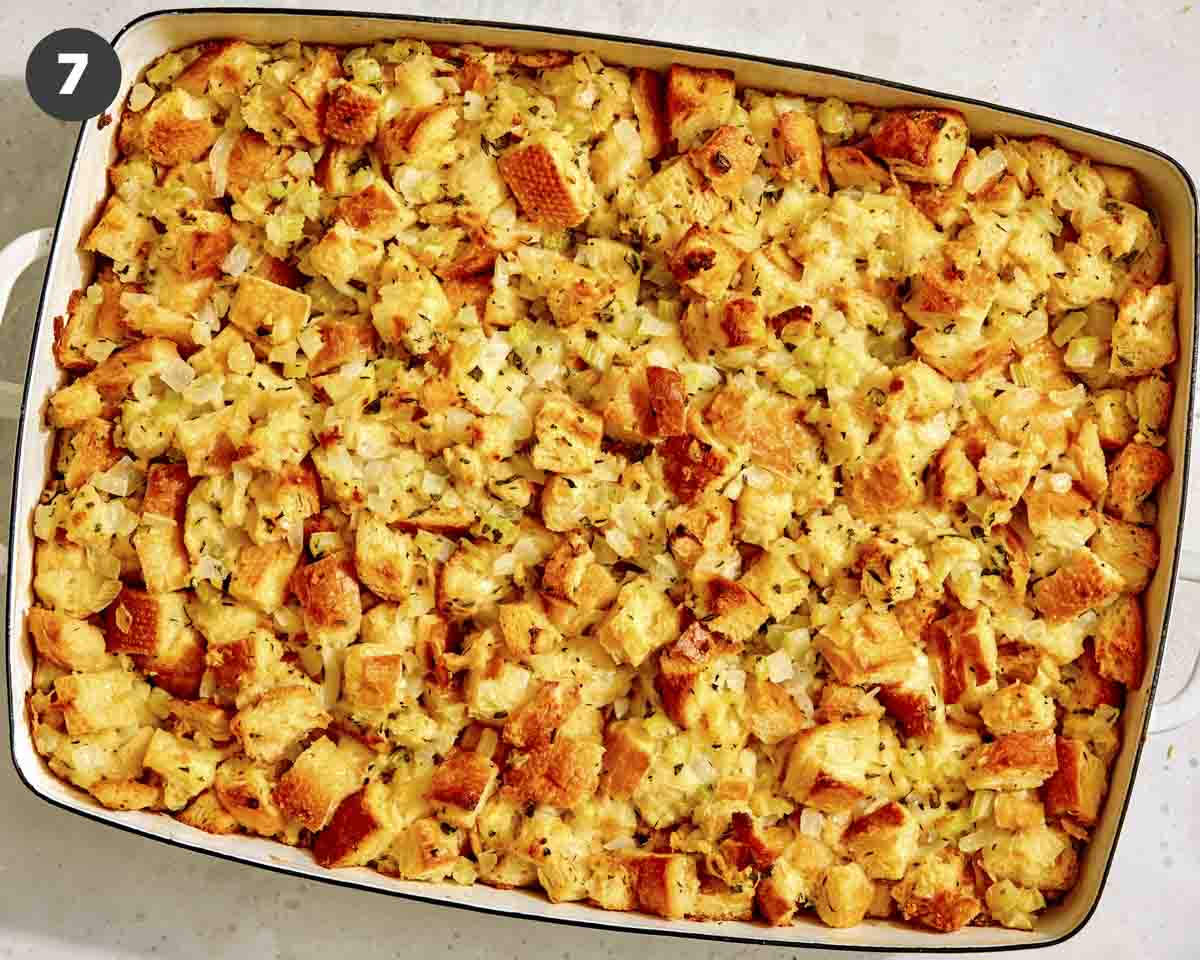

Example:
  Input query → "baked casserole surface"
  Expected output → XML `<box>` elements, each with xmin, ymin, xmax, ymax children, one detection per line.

<box><xmin>26</xmin><ymin>36</ymin><xmax>1178</xmax><ymax>933</ymax></box>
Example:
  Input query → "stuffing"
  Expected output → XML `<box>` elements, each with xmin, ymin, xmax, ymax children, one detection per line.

<box><xmin>274</xmin><ymin>736</ymin><xmax>372</xmax><ymax>831</ymax></box>
<box><xmin>231</xmin><ymin>685</ymin><xmax>330</xmax><ymax>764</ymax></box>
<box><xmin>1033</xmin><ymin>548</ymin><xmax>1125</xmax><ymax>622</ymax></box>
<box><xmin>1106</xmin><ymin>442</ymin><xmax>1171</xmax><ymax>521</ymax></box>
<box><xmin>313</xmin><ymin>781</ymin><xmax>399</xmax><ymax>867</ymax></box>
<box><xmin>964</xmin><ymin>731</ymin><xmax>1058</xmax><ymax>790</ymax></box>
<box><xmin>1110</xmin><ymin>283</ymin><xmax>1178</xmax><ymax>377</ymax></box>
<box><xmin>498</xmin><ymin>130</ymin><xmax>594</xmax><ymax>228</ymax></box>
<box><xmin>1093</xmin><ymin>594</ymin><xmax>1145</xmax><ymax>689</ymax></box>
<box><xmin>893</xmin><ymin>850</ymin><xmax>982</xmax><ymax>932</ymax></box>
<box><xmin>783</xmin><ymin>716</ymin><xmax>879</xmax><ymax>812</ymax></box>
<box><xmin>665</xmin><ymin>64</ymin><xmax>735</xmax><ymax>149</ymax></box>
<box><xmin>594</xmin><ymin>577</ymin><xmax>679</xmax><ymax>667</ymax></box>
<box><xmin>870</xmin><ymin>109</ymin><xmax>969</xmax><ymax>184</ymax></box>
<box><xmin>843</xmin><ymin>802</ymin><xmax>919</xmax><ymax>880</ymax></box>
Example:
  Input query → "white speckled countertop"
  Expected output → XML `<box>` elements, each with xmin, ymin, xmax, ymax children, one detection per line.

<box><xmin>1</xmin><ymin>1</ymin><xmax>1198</xmax><ymax>957</ymax></box>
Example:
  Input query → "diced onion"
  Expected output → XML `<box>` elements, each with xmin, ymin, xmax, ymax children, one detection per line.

<box><xmin>799</xmin><ymin>807</ymin><xmax>825</xmax><ymax>838</ymax></box>
<box><xmin>613</xmin><ymin>697</ymin><xmax>630</xmax><ymax>719</ymax></box>
<box><xmin>128</xmin><ymin>82</ymin><xmax>155</xmax><ymax>112</ymax></box>
<box><xmin>208</xmin><ymin>129</ymin><xmax>239</xmax><ymax>199</ymax></box>
<box><xmin>603</xmin><ymin>836</ymin><xmax>636</xmax><ymax>851</ymax></box>
<box><xmin>690</xmin><ymin>754</ymin><xmax>717</xmax><ymax>784</ymax></box>
<box><xmin>963</xmin><ymin>149</ymin><xmax>1008</xmax><ymax>195</ymax></box>
<box><xmin>724</xmin><ymin>668</ymin><xmax>746</xmax><ymax>693</ymax></box>
<box><xmin>159</xmin><ymin>356</ymin><xmax>196</xmax><ymax>393</ymax></box>
<box><xmin>766</xmin><ymin>649</ymin><xmax>795</xmax><ymax>683</ymax></box>
<box><xmin>221</xmin><ymin>243</ymin><xmax>253</xmax><ymax>276</ymax></box>
<box><xmin>93</xmin><ymin>457</ymin><xmax>144</xmax><ymax>497</ymax></box>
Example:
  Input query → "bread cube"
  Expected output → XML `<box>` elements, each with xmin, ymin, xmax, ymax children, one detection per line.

<box><xmin>658</xmin><ymin>434</ymin><xmax>730</xmax><ymax>506</ymax></box>
<box><xmin>769</xmin><ymin>111</ymin><xmax>828</xmax><ymax>188</ymax></box>
<box><xmin>815</xmin><ymin>862</ymin><xmax>875</xmax><ymax>928</ymax></box>
<box><xmin>964</xmin><ymin>731</ymin><xmax>1058</xmax><ymax>790</ymax></box>
<box><xmin>290</xmin><ymin>551</ymin><xmax>361</xmax><ymax>647</ymax></box>
<box><xmin>140</xmin><ymin>89</ymin><xmax>218</xmax><ymax>166</ymax></box>
<box><xmin>688</xmin><ymin>125</ymin><xmax>760</xmax><ymax>200</ymax></box>
<box><xmin>133</xmin><ymin>463</ymin><xmax>193</xmax><ymax>594</ymax></box>
<box><xmin>175</xmin><ymin>38</ymin><xmax>263</xmax><ymax>98</ymax></box>
<box><xmin>627</xmin><ymin>853</ymin><xmax>700</xmax><ymax>919</ymax></box>
<box><xmin>33</xmin><ymin>540</ymin><xmax>121</xmax><ymax>617</ymax></box>
<box><xmin>178</xmin><ymin>789</ymin><xmax>241</xmax><ymax>835</ymax></box>
<box><xmin>371</xmin><ymin>250</ymin><xmax>451</xmax><ymax>354</ymax></box>
<box><xmin>274</xmin><ymin>735</ymin><xmax>372</xmax><ymax>831</ymax></box>
<box><xmin>341</xmin><ymin>642</ymin><xmax>408</xmax><ymax>710</ymax></box>
<box><xmin>531</xmin><ymin>393</ymin><xmax>604</xmax><ymax>475</ymax></box>
<box><xmin>844</xmin><ymin>453</ymin><xmax>923</xmax><ymax>520</ymax></box>
<box><xmin>353</xmin><ymin>513</ymin><xmax>417</xmax><ymax>602</ymax></box>
<box><xmin>60</xmin><ymin>418</ymin><xmax>122</xmax><ymax>492</ymax></box>
<box><xmin>279</xmin><ymin>45</ymin><xmax>342</xmax><ymax>142</ymax></box>
<box><xmin>1107</xmin><ymin>442</ymin><xmax>1171</xmax><ymax>521</ymax></box>
<box><xmin>1033</xmin><ymin>548</ymin><xmax>1125</xmax><ymax>622</ymax></box>
<box><xmin>980</xmin><ymin>682</ymin><xmax>1056</xmax><ymax>735</ymax></box>
<box><xmin>994</xmin><ymin>790</ymin><xmax>1046</xmax><ymax>831</ymax></box>
<box><xmin>437</xmin><ymin>541</ymin><xmax>509</xmax><ymax>620</ymax></box>
<box><xmin>870</xmin><ymin>109</ymin><xmax>969</xmax><ymax>185</ymax></box>
<box><xmin>143</xmin><ymin>728</ymin><xmax>225</xmax><ymax>810</ymax></box>
<box><xmin>1024</xmin><ymin>486</ymin><xmax>1097</xmax><ymax>549</ymax></box>
<box><xmin>498</xmin><ymin>130</ymin><xmax>594</xmax><ymax>228</ymax></box>
<box><xmin>747</xmin><ymin>677</ymin><xmax>807</xmax><ymax>745</ymax></box>
<box><xmin>892</xmin><ymin>850</ymin><xmax>982</xmax><ymax>932</ymax></box>
<box><xmin>497</xmin><ymin>599</ymin><xmax>561</xmax><ymax>660</ymax></box>
<box><xmin>105</xmin><ymin>588</ymin><xmax>206</xmax><ymax>698</ymax></box>
<box><xmin>682</xmin><ymin>296</ymin><xmax>767</xmax><ymax>357</ymax></box>
<box><xmin>428</xmin><ymin>749</ymin><xmax>499</xmax><ymax>827</ymax></box>
<box><xmin>629</xmin><ymin>68</ymin><xmax>669</xmax><ymax>159</ymax></box>
<box><xmin>213</xmin><ymin>757</ymin><xmax>289</xmax><ymax>837</ymax></box>
<box><xmin>388</xmin><ymin>818</ymin><xmax>462</xmax><ymax>880</ymax></box>
<box><xmin>665</xmin><ymin>64</ymin><xmax>735</xmax><ymax>149</ymax></box>
<box><xmin>55</xmin><ymin>668</ymin><xmax>151</xmax><ymax>735</ymax></box>
<box><xmin>312</xmin><ymin>779</ymin><xmax>398</xmax><ymax>867</ymax></box>
<box><xmin>595</xmin><ymin>576</ymin><xmax>678</xmax><ymax>667</ymax></box>
<box><xmin>816</xmin><ymin>611</ymin><xmax>916</xmax><ymax>687</ymax></box>
<box><xmin>599</xmin><ymin>720</ymin><xmax>655</xmax><ymax>799</ymax></box>
<box><xmin>783</xmin><ymin>716</ymin><xmax>879</xmax><ymax>812</ymax></box>
<box><xmin>503</xmin><ymin>680</ymin><xmax>581</xmax><ymax>749</ymax></box>
<box><xmin>1110</xmin><ymin>283</ymin><xmax>1178</xmax><ymax>377</ymax></box>
<box><xmin>83</xmin><ymin>196</ymin><xmax>157</xmax><ymax>263</ymax></box>
<box><xmin>1093</xmin><ymin>594</ymin><xmax>1145</xmax><ymax>689</ymax></box>
<box><xmin>827</xmin><ymin>145</ymin><xmax>891</xmax><ymax>190</ymax></box>
<box><xmin>28</xmin><ymin>607</ymin><xmax>110</xmax><ymax>672</ymax></box>
<box><xmin>980</xmin><ymin>825</ymin><xmax>1077</xmax><ymax>892</ymax></box>
<box><xmin>322</xmin><ymin>81</ymin><xmax>381</xmax><ymax>144</ymax></box>
<box><xmin>1044</xmin><ymin>737</ymin><xmax>1107</xmax><ymax>826</ymax></box>
<box><xmin>844</xmin><ymin>801</ymin><xmax>919</xmax><ymax>881</ymax></box>
<box><xmin>231</xmin><ymin>685</ymin><xmax>330</xmax><ymax>764</ymax></box>
<box><xmin>668</xmin><ymin>226</ymin><xmax>743</xmax><ymax>300</ymax></box>
<box><xmin>754</xmin><ymin>835</ymin><xmax>835</xmax><ymax>925</ymax></box>
<box><xmin>88</xmin><ymin>777</ymin><xmax>161</xmax><ymax>811</ymax></box>
<box><xmin>229</xmin><ymin>274</ymin><xmax>312</xmax><ymax>346</ymax></box>
<box><xmin>228</xmin><ymin>537</ymin><xmax>303</xmax><ymax>617</ymax></box>
<box><xmin>505</xmin><ymin>737</ymin><xmax>604</xmax><ymax>810</ymax></box>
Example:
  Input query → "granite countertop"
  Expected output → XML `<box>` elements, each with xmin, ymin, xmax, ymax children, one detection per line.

<box><xmin>0</xmin><ymin>1</ymin><xmax>1197</xmax><ymax>957</ymax></box>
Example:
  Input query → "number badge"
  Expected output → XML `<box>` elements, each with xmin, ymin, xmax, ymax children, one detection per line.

<box><xmin>27</xmin><ymin>28</ymin><xmax>121</xmax><ymax>122</ymax></box>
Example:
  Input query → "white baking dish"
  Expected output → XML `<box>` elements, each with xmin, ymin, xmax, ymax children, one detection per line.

<box><xmin>5</xmin><ymin>8</ymin><xmax>1200</xmax><ymax>952</ymax></box>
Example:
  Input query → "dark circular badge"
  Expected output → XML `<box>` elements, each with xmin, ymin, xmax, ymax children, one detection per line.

<box><xmin>26</xmin><ymin>28</ymin><xmax>122</xmax><ymax>122</ymax></box>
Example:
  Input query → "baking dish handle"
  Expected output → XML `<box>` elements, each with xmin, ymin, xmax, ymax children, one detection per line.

<box><xmin>1149</xmin><ymin>548</ymin><xmax>1200</xmax><ymax>734</ymax></box>
<box><xmin>0</xmin><ymin>227</ymin><xmax>53</xmax><ymax>419</ymax></box>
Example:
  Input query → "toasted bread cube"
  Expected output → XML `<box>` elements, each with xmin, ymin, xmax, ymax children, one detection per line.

<box><xmin>817</xmin><ymin>684</ymin><xmax>888</xmax><ymax>724</ymax></box>
<box><xmin>306</xmin><ymin>315</ymin><xmax>379</xmax><ymax>377</ymax></box>
<box><xmin>844</xmin><ymin>453</ymin><xmax>923</xmax><ymax>520</ymax></box>
<box><xmin>816</xmin><ymin>611</ymin><xmax>916</xmax><ymax>686</ymax></box>
<box><xmin>165</xmin><ymin>210</ymin><xmax>234</xmax><ymax>280</ymax></box>
<box><xmin>688</xmin><ymin>125</ymin><xmax>760</xmax><ymax>200</ymax></box>
<box><xmin>105</xmin><ymin>588</ymin><xmax>206</xmax><ymax>699</ymax></box>
<box><xmin>229</xmin><ymin>274</ymin><xmax>312</xmax><ymax>346</ymax></box>
<box><xmin>28</xmin><ymin>608</ymin><xmax>110</xmax><ymax>672</ymax></box>
<box><xmin>1093</xmin><ymin>594</ymin><xmax>1145</xmax><ymax>689</ymax></box>
<box><xmin>658</xmin><ymin>434</ymin><xmax>729</xmax><ymax>505</ymax></box>
<box><xmin>307</xmin><ymin>220</ymin><xmax>383</xmax><ymax>287</ymax></box>
<box><xmin>1024</xmin><ymin>485</ymin><xmax>1097</xmax><ymax>549</ymax></box>
<box><xmin>43</xmin><ymin>726</ymin><xmax>153</xmax><ymax>791</ymax></box>
<box><xmin>1070</xmin><ymin>419</ymin><xmax>1109</xmax><ymax>501</ymax></box>
<box><xmin>231</xmin><ymin>685</ymin><xmax>330</xmax><ymax>764</ymax></box>
<box><xmin>341</xmin><ymin>642</ymin><xmax>409</xmax><ymax>709</ymax></box>
<box><xmin>281</xmin><ymin>46</ymin><xmax>342</xmax><ymax>142</ymax></box>
<box><xmin>503</xmin><ymin>681</ymin><xmax>580</xmax><ymax>749</ymax></box>
<box><xmin>371</xmin><ymin>250</ymin><xmax>451</xmax><ymax>353</ymax></box>
<box><xmin>213</xmin><ymin>757</ymin><xmax>290</xmax><ymax>837</ymax></box>
<box><xmin>1088</xmin><ymin>516</ymin><xmax>1158</xmax><ymax>595</ymax></box>
<box><xmin>60</xmin><ymin>418</ymin><xmax>121</xmax><ymax>491</ymax></box>
<box><xmin>88</xmin><ymin>778</ymin><xmax>160</xmax><ymax>811</ymax></box>
<box><xmin>498</xmin><ymin>130</ymin><xmax>594</xmax><ymax>229</ymax></box>
<box><xmin>668</xmin><ymin>226</ymin><xmax>743</xmax><ymax>300</ymax></box>
<box><xmin>334</xmin><ymin>182</ymin><xmax>415</xmax><ymax>241</ymax></box>
<box><xmin>682</xmin><ymin>296</ymin><xmax>767</xmax><ymax>357</ymax></box>
<box><xmin>543</xmin><ymin>262</ymin><xmax>615</xmax><ymax>328</ymax></box>
<box><xmin>705</xmin><ymin>576</ymin><xmax>768</xmax><ymax>643</ymax></box>
<box><xmin>376</xmin><ymin>105</ymin><xmax>457</xmax><ymax>165</ymax></box>
<box><xmin>1110</xmin><ymin>283</ymin><xmax>1178</xmax><ymax>377</ymax></box>
<box><xmin>497</xmin><ymin>599</ymin><xmax>561</xmax><ymax>660</ymax></box>
<box><xmin>134</xmin><ymin>463</ymin><xmax>193</xmax><ymax>594</ymax></box>
<box><xmin>465</xmin><ymin>653</ymin><xmax>532</xmax><ymax>721</ymax></box>
<box><xmin>83</xmin><ymin>196</ymin><xmax>157</xmax><ymax>263</ymax></box>
<box><xmin>438</xmin><ymin>541</ymin><xmax>509</xmax><ymax>620</ymax></box>
<box><xmin>1107</xmin><ymin>442</ymin><xmax>1171</xmax><ymax>521</ymax></box>
<box><xmin>755</xmin><ymin>842</ymin><xmax>829</xmax><ymax>926</ymax></box>
<box><xmin>175</xmin><ymin>38</ymin><xmax>263</xmax><ymax>97</ymax></box>
<box><xmin>768</xmin><ymin>111</ymin><xmax>827</xmax><ymax>189</ymax></box>
<box><xmin>322</xmin><ymin>81</ymin><xmax>380</xmax><ymax>144</ymax></box>
<box><xmin>140</xmin><ymin>89</ymin><xmax>218</xmax><ymax>166</ymax></box>
<box><xmin>783</xmin><ymin>716</ymin><xmax>878</xmax><ymax>812</ymax></box>
<box><xmin>530</xmin><ymin>394</ymin><xmax>603</xmax><ymax>475</ymax></box>
<box><xmin>1094</xmin><ymin>392</ymin><xmax>1137</xmax><ymax>451</ymax></box>
<box><xmin>143</xmin><ymin>728</ymin><xmax>224</xmax><ymax>810</ymax></box>
<box><xmin>290</xmin><ymin>551</ymin><xmax>361</xmax><ymax>647</ymax></box>
<box><xmin>630</xmin><ymin>68</ymin><xmax>669</xmax><ymax>159</ymax></box>
<box><xmin>505</xmin><ymin>737</ymin><xmax>604</xmax><ymax>810</ymax></box>
<box><xmin>542</xmin><ymin>534</ymin><xmax>594</xmax><ymax>604</ymax></box>
<box><xmin>312</xmin><ymin>780</ymin><xmax>399</xmax><ymax>867</ymax></box>
<box><xmin>353</xmin><ymin>514</ymin><xmax>416</xmax><ymax>602</ymax></box>
<box><xmin>814</xmin><ymin>862</ymin><xmax>875</xmax><ymax>928</ymax></box>
<box><xmin>964</xmin><ymin>731</ymin><xmax>1058</xmax><ymax>790</ymax></box>
<box><xmin>388</xmin><ymin>818</ymin><xmax>462</xmax><ymax>880</ymax></box>
<box><xmin>226</xmin><ymin>539</ymin><xmax>300</xmax><ymax>615</ymax></box>
<box><xmin>178</xmin><ymin>788</ymin><xmax>241</xmax><ymax>835</ymax></box>
<box><xmin>994</xmin><ymin>790</ymin><xmax>1045</xmax><ymax>831</ymax></box>
<box><xmin>626</xmin><ymin>853</ymin><xmax>700</xmax><ymax>919</ymax></box>
<box><xmin>827</xmin><ymin>145</ymin><xmax>891</xmax><ymax>190</ymax></box>
<box><xmin>166</xmin><ymin>698</ymin><xmax>233</xmax><ymax>743</ymax></box>
<box><xmin>595</xmin><ymin>577</ymin><xmax>678</xmax><ymax>667</ymax></box>
<box><xmin>50</xmin><ymin>337</ymin><xmax>181</xmax><ymax>428</ymax></box>
<box><xmin>599</xmin><ymin>720</ymin><xmax>655</xmax><ymax>799</ymax></box>
<box><xmin>747</xmin><ymin>677</ymin><xmax>807</xmax><ymax>745</ymax></box>
<box><xmin>1044</xmin><ymin>737</ymin><xmax>1107</xmax><ymax>826</ymax></box>
<box><xmin>844</xmin><ymin>801</ymin><xmax>920</xmax><ymax>881</ymax></box>
<box><xmin>871</xmin><ymin>109</ymin><xmax>968</xmax><ymax>185</ymax></box>
<box><xmin>1133</xmin><ymin>374</ymin><xmax>1172</xmax><ymax>442</ymax></box>
<box><xmin>893</xmin><ymin>850</ymin><xmax>982</xmax><ymax>932</ymax></box>
<box><xmin>33</xmin><ymin>540</ymin><xmax>121</xmax><ymax>617</ymax></box>
<box><xmin>1033</xmin><ymin>548</ymin><xmax>1125</xmax><ymax>622</ymax></box>
<box><xmin>428</xmin><ymin>749</ymin><xmax>499</xmax><ymax>827</ymax></box>
<box><xmin>980</xmin><ymin>824</ymin><xmax>1077</xmax><ymax>892</ymax></box>
<box><xmin>665</xmin><ymin>64</ymin><xmax>735</xmax><ymax>149</ymax></box>
<box><xmin>980</xmin><ymin>683</ymin><xmax>1056</xmax><ymax>735</ymax></box>
<box><xmin>655</xmin><ymin>623</ymin><xmax>725</xmax><ymax>729</ymax></box>
<box><xmin>55</xmin><ymin>669</ymin><xmax>151</xmax><ymax>735</ymax></box>
<box><xmin>274</xmin><ymin>735</ymin><xmax>371</xmax><ymax>831</ymax></box>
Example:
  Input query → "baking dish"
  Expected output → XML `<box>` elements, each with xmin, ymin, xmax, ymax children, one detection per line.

<box><xmin>5</xmin><ymin>8</ymin><xmax>1200</xmax><ymax>952</ymax></box>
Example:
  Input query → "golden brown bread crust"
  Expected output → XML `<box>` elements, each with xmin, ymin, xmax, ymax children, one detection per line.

<box><xmin>1093</xmin><ymin>594</ymin><xmax>1145</xmax><ymax>689</ymax></box>
<box><xmin>504</xmin><ymin>737</ymin><xmax>603</xmax><ymax>810</ymax></box>
<box><xmin>1033</xmin><ymin>548</ymin><xmax>1125</xmax><ymax>622</ymax></box>
<box><xmin>498</xmin><ymin>136</ymin><xmax>591</xmax><ymax>229</ymax></box>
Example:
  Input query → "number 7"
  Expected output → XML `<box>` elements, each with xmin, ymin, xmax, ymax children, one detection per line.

<box><xmin>57</xmin><ymin>52</ymin><xmax>88</xmax><ymax>95</ymax></box>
